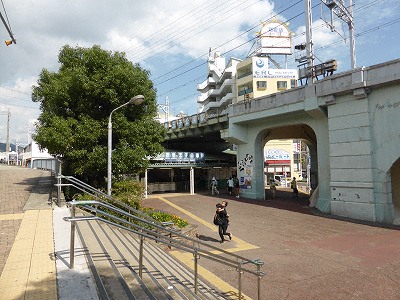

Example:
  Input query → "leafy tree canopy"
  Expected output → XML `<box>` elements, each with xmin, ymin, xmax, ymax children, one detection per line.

<box><xmin>32</xmin><ymin>45</ymin><xmax>165</xmax><ymax>187</ymax></box>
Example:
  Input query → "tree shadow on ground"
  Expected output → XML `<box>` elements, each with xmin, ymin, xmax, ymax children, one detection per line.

<box><xmin>198</xmin><ymin>188</ymin><xmax>313</xmax><ymax>216</ymax></box>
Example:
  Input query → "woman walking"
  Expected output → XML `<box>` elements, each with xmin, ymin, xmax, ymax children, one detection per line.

<box><xmin>214</xmin><ymin>203</ymin><xmax>232</xmax><ymax>243</ymax></box>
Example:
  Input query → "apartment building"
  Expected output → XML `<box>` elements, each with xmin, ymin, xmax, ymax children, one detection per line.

<box><xmin>196</xmin><ymin>19</ymin><xmax>304</xmax><ymax>186</ymax></box>
<box><xmin>197</xmin><ymin>51</ymin><xmax>241</xmax><ymax>115</ymax></box>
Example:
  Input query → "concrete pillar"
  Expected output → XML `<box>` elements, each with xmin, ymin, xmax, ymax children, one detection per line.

<box><xmin>144</xmin><ymin>169</ymin><xmax>148</xmax><ymax>199</ymax></box>
<box><xmin>190</xmin><ymin>167</ymin><xmax>195</xmax><ymax>195</ymax></box>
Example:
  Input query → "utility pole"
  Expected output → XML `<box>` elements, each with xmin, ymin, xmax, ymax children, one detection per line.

<box><xmin>305</xmin><ymin>0</ymin><xmax>315</xmax><ymax>83</ymax></box>
<box><xmin>15</xmin><ymin>137</ymin><xmax>19</xmax><ymax>165</ymax></box>
<box><xmin>6</xmin><ymin>109</ymin><xmax>10</xmax><ymax>164</ymax></box>
<box><xmin>348</xmin><ymin>0</ymin><xmax>356</xmax><ymax>69</ymax></box>
<box><xmin>158</xmin><ymin>96</ymin><xmax>170</xmax><ymax>123</ymax></box>
<box><xmin>321</xmin><ymin>0</ymin><xmax>356</xmax><ymax>69</ymax></box>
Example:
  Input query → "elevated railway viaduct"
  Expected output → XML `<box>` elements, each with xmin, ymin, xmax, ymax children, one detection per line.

<box><xmin>160</xmin><ymin>59</ymin><xmax>400</xmax><ymax>224</ymax></box>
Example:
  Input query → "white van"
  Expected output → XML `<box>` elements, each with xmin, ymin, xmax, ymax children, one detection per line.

<box><xmin>274</xmin><ymin>175</ymin><xmax>287</xmax><ymax>186</ymax></box>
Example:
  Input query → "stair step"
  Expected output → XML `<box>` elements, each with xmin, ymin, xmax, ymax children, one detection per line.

<box><xmin>76</xmin><ymin>218</ymin><xmax>227</xmax><ymax>300</ymax></box>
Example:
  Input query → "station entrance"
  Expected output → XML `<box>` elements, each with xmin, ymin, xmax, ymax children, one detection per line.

<box><xmin>143</xmin><ymin>150</ymin><xmax>236</xmax><ymax>196</ymax></box>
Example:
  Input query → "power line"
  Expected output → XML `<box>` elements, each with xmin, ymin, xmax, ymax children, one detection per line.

<box><xmin>122</xmin><ymin>0</ymin><xmax>228</xmax><ymax>55</ymax></box>
<box><xmin>157</xmin><ymin>75</ymin><xmax>204</xmax><ymax>98</ymax></box>
<box><xmin>158</xmin><ymin>15</ymin><xmax>400</xmax><ymax>108</ymax></box>
<box><xmin>127</xmin><ymin>0</ymin><xmax>258</xmax><ymax>63</ymax></box>
<box><xmin>0</xmin><ymin>101</ymin><xmax>39</xmax><ymax>110</ymax></box>
<box><xmin>159</xmin><ymin>0</ymin><xmax>395</xmax><ymax>87</ymax></box>
<box><xmin>0</xmin><ymin>0</ymin><xmax>16</xmax><ymax>43</ymax></box>
<box><xmin>153</xmin><ymin>0</ymin><xmax>391</xmax><ymax>88</ymax></box>
<box><xmin>154</xmin><ymin>0</ymin><xmax>305</xmax><ymax>87</ymax></box>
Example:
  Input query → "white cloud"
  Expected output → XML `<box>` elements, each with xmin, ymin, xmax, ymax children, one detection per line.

<box><xmin>0</xmin><ymin>0</ymin><xmax>399</xmax><ymax>142</ymax></box>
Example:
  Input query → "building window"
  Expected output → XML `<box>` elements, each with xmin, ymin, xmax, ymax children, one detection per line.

<box><xmin>256</xmin><ymin>81</ymin><xmax>267</xmax><ymax>89</ymax></box>
<box><xmin>238</xmin><ymin>85</ymin><xmax>253</xmax><ymax>96</ymax></box>
<box><xmin>277</xmin><ymin>81</ymin><xmax>288</xmax><ymax>90</ymax></box>
<box><xmin>291</xmin><ymin>79</ymin><xmax>297</xmax><ymax>88</ymax></box>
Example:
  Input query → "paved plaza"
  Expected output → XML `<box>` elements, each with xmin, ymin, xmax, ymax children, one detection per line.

<box><xmin>0</xmin><ymin>165</ymin><xmax>57</xmax><ymax>300</ymax></box>
<box><xmin>144</xmin><ymin>191</ymin><xmax>400</xmax><ymax>300</ymax></box>
<box><xmin>1</xmin><ymin>164</ymin><xmax>400</xmax><ymax>299</ymax></box>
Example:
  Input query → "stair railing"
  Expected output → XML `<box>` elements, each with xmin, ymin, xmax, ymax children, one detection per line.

<box><xmin>65</xmin><ymin>200</ymin><xmax>265</xmax><ymax>300</ymax></box>
<box><xmin>56</xmin><ymin>175</ymin><xmax>159</xmax><ymax>224</ymax></box>
<box><xmin>58</xmin><ymin>176</ymin><xmax>265</xmax><ymax>299</ymax></box>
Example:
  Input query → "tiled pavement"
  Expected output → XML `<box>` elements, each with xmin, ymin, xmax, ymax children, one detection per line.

<box><xmin>2</xmin><ymin>163</ymin><xmax>400</xmax><ymax>300</ymax></box>
<box><xmin>0</xmin><ymin>165</ymin><xmax>56</xmax><ymax>300</ymax></box>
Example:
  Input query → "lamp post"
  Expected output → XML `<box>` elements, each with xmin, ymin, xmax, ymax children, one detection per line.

<box><xmin>107</xmin><ymin>95</ymin><xmax>145</xmax><ymax>196</ymax></box>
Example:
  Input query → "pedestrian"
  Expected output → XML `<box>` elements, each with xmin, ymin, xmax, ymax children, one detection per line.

<box><xmin>211</xmin><ymin>177</ymin><xmax>219</xmax><ymax>195</ymax></box>
<box><xmin>214</xmin><ymin>203</ymin><xmax>232</xmax><ymax>243</ymax></box>
<box><xmin>221</xmin><ymin>200</ymin><xmax>230</xmax><ymax>224</ymax></box>
<box><xmin>227</xmin><ymin>177</ymin><xmax>234</xmax><ymax>195</ymax></box>
<box><xmin>290</xmin><ymin>177</ymin><xmax>298</xmax><ymax>198</ymax></box>
<box><xmin>233</xmin><ymin>176</ymin><xmax>240</xmax><ymax>198</ymax></box>
<box><xmin>270</xmin><ymin>179</ymin><xmax>276</xmax><ymax>199</ymax></box>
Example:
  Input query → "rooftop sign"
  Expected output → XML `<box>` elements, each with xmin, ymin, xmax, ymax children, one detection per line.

<box><xmin>257</xmin><ymin>20</ymin><xmax>292</xmax><ymax>55</ymax></box>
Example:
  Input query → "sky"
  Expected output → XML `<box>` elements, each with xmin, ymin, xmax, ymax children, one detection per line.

<box><xmin>0</xmin><ymin>0</ymin><xmax>399</xmax><ymax>146</ymax></box>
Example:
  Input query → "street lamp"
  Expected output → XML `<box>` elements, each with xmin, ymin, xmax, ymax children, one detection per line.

<box><xmin>107</xmin><ymin>95</ymin><xmax>145</xmax><ymax>196</ymax></box>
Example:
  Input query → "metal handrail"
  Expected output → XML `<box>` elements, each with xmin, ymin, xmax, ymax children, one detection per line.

<box><xmin>58</xmin><ymin>176</ymin><xmax>265</xmax><ymax>299</ymax></box>
<box><xmin>56</xmin><ymin>175</ymin><xmax>160</xmax><ymax>225</ymax></box>
<box><xmin>65</xmin><ymin>200</ymin><xmax>265</xmax><ymax>299</ymax></box>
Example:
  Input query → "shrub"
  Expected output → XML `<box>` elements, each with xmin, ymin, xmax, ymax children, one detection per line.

<box><xmin>143</xmin><ymin>208</ymin><xmax>189</xmax><ymax>228</ymax></box>
<box><xmin>112</xmin><ymin>180</ymin><xmax>145</xmax><ymax>210</ymax></box>
<box><xmin>73</xmin><ymin>179</ymin><xmax>189</xmax><ymax>229</ymax></box>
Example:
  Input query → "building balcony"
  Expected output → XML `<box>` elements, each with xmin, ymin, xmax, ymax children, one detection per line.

<box><xmin>197</xmin><ymin>77</ymin><xmax>216</xmax><ymax>91</ymax></box>
<box><xmin>238</xmin><ymin>88</ymin><xmax>253</xmax><ymax>96</ymax></box>
<box><xmin>197</xmin><ymin>89</ymin><xmax>215</xmax><ymax>103</ymax></box>
<box><xmin>208</xmin><ymin>64</ymin><xmax>222</xmax><ymax>77</ymax></box>
<box><xmin>203</xmin><ymin>92</ymin><xmax>233</xmax><ymax>112</ymax></box>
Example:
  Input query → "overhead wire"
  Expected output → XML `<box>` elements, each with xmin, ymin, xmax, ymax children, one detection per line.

<box><xmin>122</xmin><ymin>0</ymin><xmax>221</xmax><ymax>55</ymax></box>
<box><xmin>154</xmin><ymin>0</ymin><xmax>389</xmax><ymax>87</ymax></box>
<box><xmin>0</xmin><ymin>0</ymin><xmax>12</xmax><ymax>31</ymax></box>
<box><xmin>154</xmin><ymin>0</ymin><xmax>304</xmax><ymax>85</ymax></box>
<box><xmin>272</xmin><ymin>0</ymin><xmax>398</xmax><ymax>67</ymax></box>
<box><xmin>126</xmin><ymin>0</ymin><xmax>243</xmax><ymax>60</ymax></box>
<box><xmin>128</xmin><ymin>0</ymin><xmax>261</xmax><ymax>63</ymax></box>
<box><xmin>155</xmin><ymin>2</ymin><xmax>310</xmax><ymax>106</ymax></box>
<box><xmin>160</xmin><ymin>0</ymin><xmax>398</xmax><ymax>107</ymax></box>
<box><xmin>159</xmin><ymin>0</ymin><xmax>307</xmax><ymax>107</ymax></box>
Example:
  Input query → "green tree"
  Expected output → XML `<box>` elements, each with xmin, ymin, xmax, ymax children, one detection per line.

<box><xmin>32</xmin><ymin>45</ymin><xmax>165</xmax><ymax>188</ymax></box>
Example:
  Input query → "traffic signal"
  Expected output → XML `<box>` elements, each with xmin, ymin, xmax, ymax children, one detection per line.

<box><xmin>295</xmin><ymin>43</ymin><xmax>306</xmax><ymax>50</ymax></box>
<box><xmin>5</xmin><ymin>40</ymin><xmax>13</xmax><ymax>46</ymax></box>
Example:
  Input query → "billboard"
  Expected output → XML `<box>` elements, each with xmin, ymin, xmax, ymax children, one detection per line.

<box><xmin>259</xmin><ymin>21</ymin><xmax>292</xmax><ymax>55</ymax></box>
<box><xmin>265</xmin><ymin>149</ymin><xmax>290</xmax><ymax>161</ymax></box>
<box><xmin>252</xmin><ymin>57</ymin><xmax>269</xmax><ymax>78</ymax></box>
<box><xmin>255</xmin><ymin>68</ymin><xmax>298</xmax><ymax>79</ymax></box>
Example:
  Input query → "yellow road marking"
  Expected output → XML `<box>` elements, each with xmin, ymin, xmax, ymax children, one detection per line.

<box><xmin>154</xmin><ymin>196</ymin><xmax>259</xmax><ymax>299</ymax></box>
<box><xmin>169</xmin><ymin>250</ymin><xmax>251</xmax><ymax>300</ymax></box>
<box><xmin>0</xmin><ymin>213</ymin><xmax>24</xmax><ymax>221</ymax></box>
<box><xmin>155</xmin><ymin>196</ymin><xmax>259</xmax><ymax>253</ymax></box>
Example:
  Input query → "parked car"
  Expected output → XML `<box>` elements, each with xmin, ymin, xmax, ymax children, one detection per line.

<box><xmin>274</xmin><ymin>175</ymin><xmax>287</xmax><ymax>186</ymax></box>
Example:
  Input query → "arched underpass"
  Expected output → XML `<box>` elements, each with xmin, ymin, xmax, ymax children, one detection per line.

<box><xmin>261</xmin><ymin>124</ymin><xmax>318</xmax><ymax>210</ymax></box>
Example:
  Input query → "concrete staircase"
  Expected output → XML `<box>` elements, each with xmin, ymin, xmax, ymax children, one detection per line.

<box><xmin>76</xmin><ymin>219</ymin><xmax>225</xmax><ymax>300</ymax></box>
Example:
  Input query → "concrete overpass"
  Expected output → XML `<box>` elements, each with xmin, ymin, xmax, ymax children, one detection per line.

<box><xmin>161</xmin><ymin>59</ymin><xmax>400</xmax><ymax>225</ymax></box>
<box><xmin>222</xmin><ymin>58</ymin><xmax>400</xmax><ymax>224</ymax></box>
